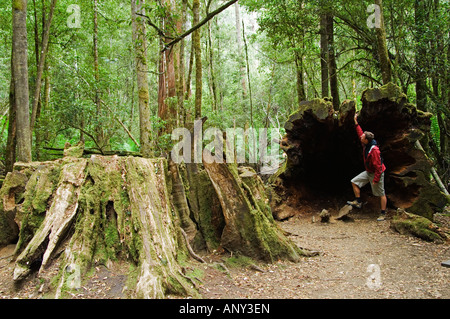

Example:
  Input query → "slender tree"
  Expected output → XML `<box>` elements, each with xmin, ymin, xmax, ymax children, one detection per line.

<box><xmin>414</xmin><ymin>0</ymin><xmax>428</xmax><ymax>111</ymax></box>
<box><xmin>235</xmin><ymin>3</ymin><xmax>247</xmax><ymax>101</ymax></box>
<box><xmin>375</xmin><ymin>0</ymin><xmax>392</xmax><ymax>85</ymax></box>
<box><xmin>320</xmin><ymin>13</ymin><xmax>329</xmax><ymax>98</ymax></box>
<box><xmin>12</xmin><ymin>0</ymin><xmax>32</xmax><ymax>162</ymax></box>
<box><xmin>131</xmin><ymin>0</ymin><xmax>152</xmax><ymax>157</ymax></box>
<box><xmin>158</xmin><ymin>0</ymin><xmax>178</xmax><ymax>135</ymax></box>
<box><xmin>30</xmin><ymin>0</ymin><xmax>57</xmax><ymax>137</ymax></box>
<box><xmin>193</xmin><ymin>0</ymin><xmax>202</xmax><ymax>119</ymax></box>
<box><xmin>5</xmin><ymin>49</ymin><xmax>16</xmax><ymax>172</ymax></box>
<box><xmin>326</xmin><ymin>13</ymin><xmax>340</xmax><ymax>110</ymax></box>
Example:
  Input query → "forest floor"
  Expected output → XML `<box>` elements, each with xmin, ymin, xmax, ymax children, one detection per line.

<box><xmin>0</xmin><ymin>202</ymin><xmax>449</xmax><ymax>299</ymax></box>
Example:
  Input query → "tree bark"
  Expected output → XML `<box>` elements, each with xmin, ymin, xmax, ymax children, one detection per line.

<box><xmin>30</xmin><ymin>0</ymin><xmax>57</xmax><ymax>137</ymax></box>
<box><xmin>93</xmin><ymin>0</ymin><xmax>109</xmax><ymax>150</ymax></box>
<box><xmin>414</xmin><ymin>0</ymin><xmax>428</xmax><ymax>111</ymax></box>
<box><xmin>4</xmin><ymin>156</ymin><xmax>198</xmax><ymax>298</ymax></box>
<box><xmin>12</xmin><ymin>0</ymin><xmax>32</xmax><ymax>163</ymax></box>
<box><xmin>175</xmin><ymin>0</ymin><xmax>187</xmax><ymax>126</ymax></box>
<box><xmin>206</xmin><ymin>3</ymin><xmax>218</xmax><ymax>112</ymax></box>
<box><xmin>320</xmin><ymin>13</ymin><xmax>329</xmax><ymax>98</ymax></box>
<box><xmin>294</xmin><ymin>50</ymin><xmax>306</xmax><ymax>106</ymax></box>
<box><xmin>131</xmin><ymin>0</ymin><xmax>153</xmax><ymax>157</ymax></box>
<box><xmin>235</xmin><ymin>3</ymin><xmax>247</xmax><ymax>101</ymax></box>
<box><xmin>158</xmin><ymin>0</ymin><xmax>178</xmax><ymax>135</ymax></box>
<box><xmin>375</xmin><ymin>0</ymin><xmax>392</xmax><ymax>85</ymax></box>
<box><xmin>5</xmin><ymin>49</ymin><xmax>17</xmax><ymax>173</ymax></box>
<box><xmin>326</xmin><ymin>14</ymin><xmax>340</xmax><ymax>111</ymax></box>
<box><xmin>243</xmin><ymin>20</ymin><xmax>254</xmax><ymax>125</ymax></box>
<box><xmin>193</xmin><ymin>0</ymin><xmax>202</xmax><ymax>119</ymax></box>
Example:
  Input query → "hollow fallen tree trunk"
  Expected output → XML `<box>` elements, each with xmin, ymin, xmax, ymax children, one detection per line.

<box><xmin>271</xmin><ymin>83</ymin><xmax>448</xmax><ymax>220</ymax></box>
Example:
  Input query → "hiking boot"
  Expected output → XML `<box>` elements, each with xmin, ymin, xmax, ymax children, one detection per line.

<box><xmin>346</xmin><ymin>200</ymin><xmax>362</xmax><ymax>209</ymax></box>
<box><xmin>377</xmin><ymin>213</ymin><xmax>386</xmax><ymax>221</ymax></box>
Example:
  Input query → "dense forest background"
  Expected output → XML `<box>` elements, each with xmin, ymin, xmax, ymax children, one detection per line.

<box><xmin>0</xmin><ymin>0</ymin><xmax>449</xmax><ymax>185</ymax></box>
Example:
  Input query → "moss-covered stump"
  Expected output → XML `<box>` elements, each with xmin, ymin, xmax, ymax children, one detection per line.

<box><xmin>2</xmin><ymin>155</ymin><xmax>198</xmax><ymax>298</ymax></box>
<box><xmin>0</xmin><ymin>170</ymin><xmax>28</xmax><ymax>246</ymax></box>
<box><xmin>203</xmin><ymin>155</ymin><xmax>312</xmax><ymax>262</ymax></box>
<box><xmin>271</xmin><ymin>83</ymin><xmax>448</xmax><ymax>220</ymax></box>
<box><xmin>391</xmin><ymin>208</ymin><xmax>449</xmax><ymax>243</ymax></box>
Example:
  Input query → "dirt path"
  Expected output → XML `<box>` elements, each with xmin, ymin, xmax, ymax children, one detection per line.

<box><xmin>199</xmin><ymin>212</ymin><xmax>450</xmax><ymax>299</ymax></box>
<box><xmin>1</xmin><ymin>211</ymin><xmax>449</xmax><ymax>299</ymax></box>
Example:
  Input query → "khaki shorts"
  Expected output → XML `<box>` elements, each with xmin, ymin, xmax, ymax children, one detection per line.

<box><xmin>351</xmin><ymin>171</ymin><xmax>385</xmax><ymax>197</ymax></box>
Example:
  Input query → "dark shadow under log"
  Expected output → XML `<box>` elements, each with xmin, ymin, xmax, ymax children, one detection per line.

<box><xmin>271</xmin><ymin>83</ymin><xmax>449</xmax><ymax>220</ymax></box>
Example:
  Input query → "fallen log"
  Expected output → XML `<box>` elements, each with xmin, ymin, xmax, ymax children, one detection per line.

<box><xmin>391</xmin><ymin>208</ymin><xmax>449</xmax><ymax>243</ymax></box>
<box><xmin>43</xmin><ymin>146</ymin><xmax>141</xmax><ymax>157</ymax></box>
<box><xmin>271</xmin><ymin>83</ymin><xmax>448</xmax><ymax>220</ymax></box>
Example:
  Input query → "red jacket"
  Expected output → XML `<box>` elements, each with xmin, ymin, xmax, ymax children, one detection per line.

<box><xmin>356</xmin><ymin>124</ymin><xmax>386</xmax><ymax>183</ymax></box>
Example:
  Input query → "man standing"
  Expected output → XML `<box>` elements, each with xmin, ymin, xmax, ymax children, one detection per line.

<box><xmin>347</xmin><ymin>113</ymin><xmax>388</xmax><ymax>221</ymax></box>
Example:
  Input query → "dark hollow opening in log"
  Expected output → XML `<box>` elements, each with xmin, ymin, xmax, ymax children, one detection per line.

<box><xmin>281</xmin><ymin>108</ymin><xmax>364</xmax><ymax>203</ymax></box>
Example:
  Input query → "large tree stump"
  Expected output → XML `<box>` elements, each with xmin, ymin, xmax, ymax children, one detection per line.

<box><xmin>0</xmin><ymin>151</ymin><xmax>312</xmax><ymax>297</ymax></box>
<box><xmin>0</xmin><ymin>156</ymin><xmax>198</xmax><ymax>298</ymax></box>
<box><xmin>272</xmin><ymin>83</ymin><xmax>448</xmax><ymax>219</ymax></box>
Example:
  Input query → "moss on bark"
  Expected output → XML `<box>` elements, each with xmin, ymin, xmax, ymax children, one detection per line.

<box><xmin>391</xmin><ymin>209</ymin><xmax>448</xmax><ymax>243</ymax></box>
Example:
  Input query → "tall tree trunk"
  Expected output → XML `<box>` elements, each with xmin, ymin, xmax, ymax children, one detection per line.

<box><xmin>158</xmin><ymin>0</ymin><xmax>177</xmax><ymax>135</ymax></box>
<box><xmin>320</xmin><ymin>13</ymin><xmax>329</xmax><ymax>98</ymax></box>
<box><xmin>294</xmin><ymin>50</ymin><xmax>306</xmax><ymax>106</ymax></box>
<box><xmin>30</xmin><ymin>0</ymin><xmax>57</xmax><ymax>138</ymax></box>
<box><xmin>185</xmin><ymin>37</ymin><xmax>194</xmax><ymax>102</ymax></box>
<box><xmin>175</xmin><ymin>0</ymin><xmax>187</xmax><ymax>126</ymax></box>
<box><xmin>375</xmin><ymin>0</ymin><xmax>392</xmax><ymax>85</ymax></box>
<box><xmin>5</xmin><ymin>50</ymin><xmax>16</xmax><ymax>173</ymax></box>
<box><xmin>235</xmin><ymin>3</ymin><xmax>247</xmax><ymax>101</ymax></box>
<box><xmin>242</xmin><ymin>20</ymin><xmax>253</xmax><ymax>125</ymax></box>
<box><xmin>414</xmin><ymin>0</ymin><xmax>428</xmax><ymax>111</ymax></box>
<box><xmin>193</xmin><ymin>0</ymin><xmax>202</xmax><ymax>119</ymax></box>
<box><xmin>158</xmin><ymin>36</ymin><xmax>167</xmax><ymax>126</ymax></box>
<box><xmin>326</xmin><ymin>14</ymin><xmax>340</xmax><ymax>111</ymax></box>
<box><xmin>206</xmin><ymin>1</ymin><xmax>217</xmax><ymax>113</ymax></box>
<box><xmin>12</xmin><ymin>0</ymin><xmax>32</xmax><ymax>163</ymax></box>
<box><xmin>442</xmin><ymin>29</ymin><xmax>450</xmax><ymax>184</ymax></box>
<box><xmin>93</xmin><ymin>0</ymin><xmax>107</xmax><ymax>150</ymax></box>
<box><xmin>131</xmin><ymin>0</ymin><xmax>152</xmax><ymax>157</ymax></box>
